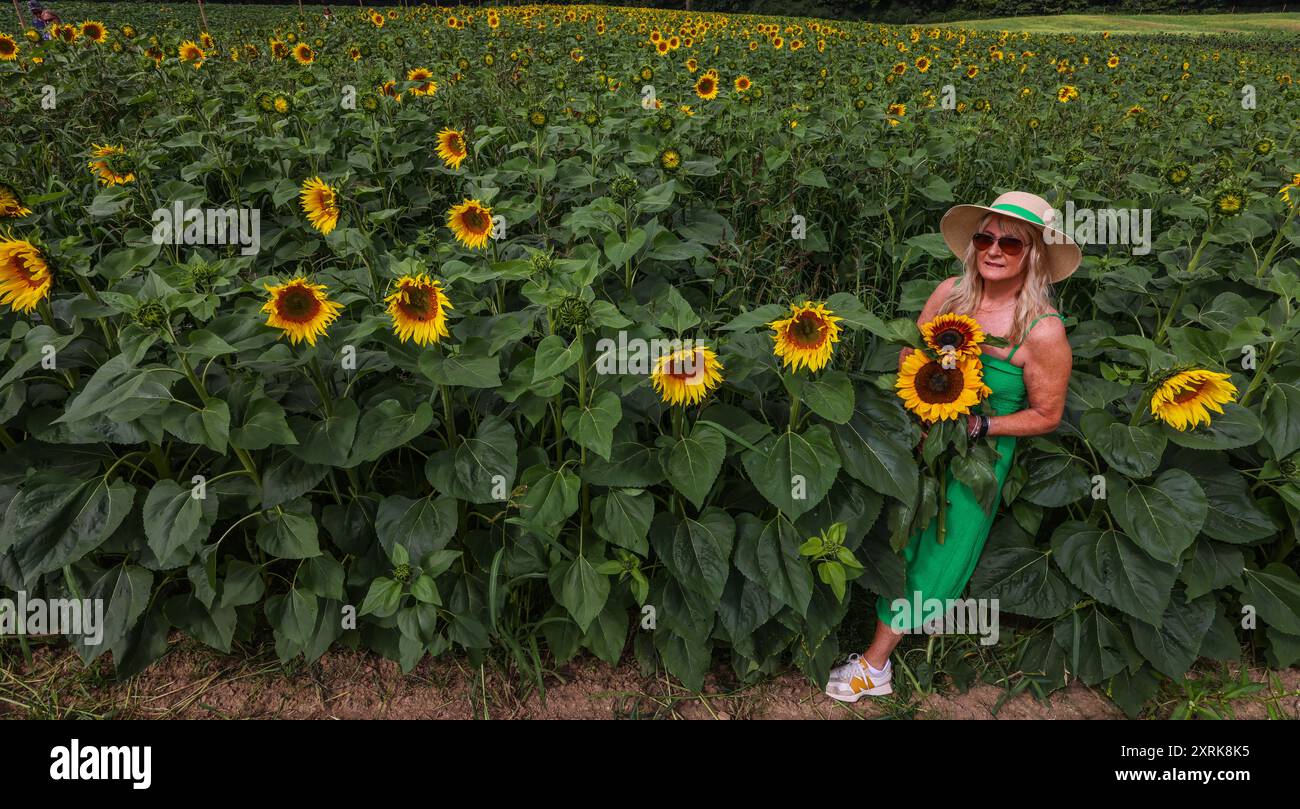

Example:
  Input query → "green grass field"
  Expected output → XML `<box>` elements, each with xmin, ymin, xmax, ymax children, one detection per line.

<box><xmin>944</xmin><ymin>12</ymin><xmax>1300</xmax><ymax>34</ymax></box>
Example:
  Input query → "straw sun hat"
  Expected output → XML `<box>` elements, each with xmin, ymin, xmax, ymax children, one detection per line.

<box><xmin>939</xmin><ymin>191</ymin><xmax>1082</xmax><ymax>283</ymax></box>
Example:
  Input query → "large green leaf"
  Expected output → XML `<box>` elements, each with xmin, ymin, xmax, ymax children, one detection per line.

<box><xmin>1050</xmin><ymin>521</ymin><xmax>1177</xmax><ymax>623</ymax></box>
<box><xmin>1051</xmin><ymin>605</ymin><xmax>1143</xmax><ymax>686</ymax></box>
<box><xmin>1187</xmin><ymin>461</ymin><xmax>1275</xmax><ymax>543</ymax></box>
<box><xmin>549</xmin><ymin>555</ymin><xmax>610</xmax><ymax>633</ymax></box>
<box><xmin>831</xmin><ymin>410</ymin><xmax>918</xmax><ymax>504</ymax></box>
<box><xmin>425</xmin><ymin>415</ymin><xmax>518</xmax><ymax>504</ymax></box>
<box><xmin>266</xmin><ymin>588</ymin><xmax>320</xmax><ymax>647</ymax></box>
<box><xmin>662</xmin><ymin>423</ymin><xmax>726</xmax><ymax>509</ymax></box>
<box><xmin>229</xmin><ymin>395</ymin><xmax>298</xmax><ymax>450</ymax></box>
<box><xmin>142</xmin><ymin>479</ymin><xmax>218</xmax><ymax>564</ymax></box>
<box><xmin>531</xmin><ymin>335</ymin><xmax>581</xmax><ymax>382</ymax></box>
<box><xmin>346</xmin><ymin>400</ymin><xmax>434</xmax><ymax>466</ymax></box>
<box><xmin>1108</xmin><ymin>470</ymin><xmax>1206</xmax><ymax>565</ymax></box>
<box><xmin>733</xmin><ymin>514</ymin><xmax>814</xmax><ymax>617</ymax></box>
<box><xmin>1019</xmin><ymin>449</ymin><xmax>1092</xmax><ymax>507</ymax></box>
<box><xmin>742</xmin><ymin>425</ymin><xmax>841</xmax><ymax>519</ymax></box>
<box><xmin>1260</xmin><ymin>383</ymin><xmax>1300</xmax><ymax>459</ymax></box>
<box><xmin>1180</xmin><ymin>539</ymin><xmax>1244</xmax><ymax>601</ymax></box>
<box><xmin>1081</xmin><ymin>409</ymin><xmax>1166</xmax><ymax>479</ymax></box>
<box><xmin>592</xmin><ymin>488</ymin><xmax>653</xmax><ymax>554</ymax></box>
<box><xmin>561</xmin><ymin>390</ymin><xmax>622</xmax><ymax>461</ymax></box>
<box><xmin>1</xmin><ymin>478</ymin><xmax>136</xmax><ymax>582</ymax></box>
<box><xmin>255</xmin><ymin>501</ymin><xmax>321</xmax><ymax>560</ymax></box>
<box><xmin>1235</xmin><ymin>564</ymin><xmax>1300</xmax><ymax>635</ymax></box>
<box><xmin>968</xmin><ymin>518</ymin><xmax>1080</xmax><ymax>619</ymax></box>
<box><xmin>518</xmin><ymin>467</ymin><xmax>580</xmax><ymax>529</ymax></box>
<box><xmin>374</xmin><ymin>494</ymin><xmax>457</xmax><ymax>563</ymax></box>
<box><xmin>799</xmin><ymin>370</ymin><xmax>854</xmax><ymax>424</ymax></box>
<box><xmin>287</xmin><ymin>399</ymin><xmax>360</xmax><ymax>467</ymax></box>
<box><xmin>53</xmin><ymin>353</ymin><xmax>179</xmax><ymax>425</ymax></box>
<box><xmin>72</xmin><ymin>564</ymin><xmax>153</xmax><ymax>664</ymax></box>
<box><xmin>1162</xmin><ymin>403</ymin><xmax>1262</xmax><ymax>450</ymax></box>
<box><xmin>1128</xmin><ymin>591</ymin><xmax>1215</xmax><ymax>679</ymax></box>
<box><xmin>672</xmin><ymin>508</ymin><xmax>735</xmax><ymax>602</ymax></box>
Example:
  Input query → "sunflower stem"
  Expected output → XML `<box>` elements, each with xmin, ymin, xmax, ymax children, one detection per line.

<box><xmin>1239</xmin><ymin>341</ymin><xmax>1279</xmax><ymax>408</ymax></box>
<box><xmin>1256</xmin><ymin>204</ymin><xmax>1298</xmax><ymax>279</ymax></box>
<box><xmin>936</xmin><ymin>462</ymin><xmax>947</xmax><ymax>546</ymax></box>
<box><xmin>1155</xmin><ymin>230</ymin><xmax>1210</xmax><ymax>345</ymax></box>
<box><xmin>440</xmin><ymin>383</ymin><xmax>458</xmax><ymax>447</ymax></box>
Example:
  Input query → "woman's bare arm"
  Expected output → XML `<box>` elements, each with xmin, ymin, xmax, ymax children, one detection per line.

<box><xmin>985</xmin><ymin>316</ymin><xmax>1071</xmax><ymax>438</ymax></box>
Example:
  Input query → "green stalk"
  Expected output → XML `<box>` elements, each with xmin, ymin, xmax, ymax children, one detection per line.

<box><xmin>1256</xmin><ymin>205</ymin><xmax>1298</xmax><ymax>279</ymax></box>
<box><xmin>181</xmin><ymin>352</ymin><xmax>262</xmax><ymax>487</ymax></box>
<box><xmin>1156</xmin><ymin>229</ymin><xmax>1210</xmax><ymax>345</ymax></box>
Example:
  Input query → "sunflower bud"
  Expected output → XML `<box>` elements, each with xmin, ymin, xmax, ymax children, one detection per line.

<box><xmin>393</xmin><ymin>563</ymin><xmax>412</xmax><ymax>584</ymax></box>
<box><xmin>556</xmin><ymin>296</ymin><xmax>590</xmax><ymax>330</ymax></box>
<box><xmin>188</xmin><ymin>260</ymin><xmax>221</xmax><ymax>290</ymax></box>
<box><xmin>132</xmin><ymin>299</ymin><xmax>168</xmax><ymax>330</ymax></box>
<box><xmin>610</xmin><ymin>175</ymin><xmax>639</xmax><ymax>202</ymax></box>
<box><xmin>529</xmin><ymin>250</ymin><xmax>555</xmax><ymax>275</ymax></box>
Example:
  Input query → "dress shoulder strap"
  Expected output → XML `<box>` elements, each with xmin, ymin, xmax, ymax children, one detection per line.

<box><xmin>1006</xmin><ymin>313</ymin><xmax>1065</xmax><ymax>361</ymax></box>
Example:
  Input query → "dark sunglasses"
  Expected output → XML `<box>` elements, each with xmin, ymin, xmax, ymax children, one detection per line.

<box><xmin>971</xmin><ymin>232</ymin><xmax>1026</xmax><ymax>256</ymax></box>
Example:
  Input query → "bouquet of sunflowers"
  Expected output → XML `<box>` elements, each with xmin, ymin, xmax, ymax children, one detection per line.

<box><xmin>891</xmin><ymin>313</ymin><xmax>1007</xmax><ymax>547</ymax></box>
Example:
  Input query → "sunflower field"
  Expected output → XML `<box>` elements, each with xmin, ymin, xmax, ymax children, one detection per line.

<box><xmin>1</xmin><ymin>3</ymin><xmax>1299</xmax><ymax>716</ymax></box>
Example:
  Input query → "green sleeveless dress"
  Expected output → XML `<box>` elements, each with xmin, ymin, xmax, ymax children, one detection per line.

<box><xmin>874</xmin><ymin>312</ymin><xmax>1065</xmax><ymax>631</ymax></box>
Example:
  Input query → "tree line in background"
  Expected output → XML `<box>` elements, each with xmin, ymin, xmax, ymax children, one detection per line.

<box><xmin>55</xmin><ymin>0</ymin><xmax>1295</xmax><ymax>23</ymax></box>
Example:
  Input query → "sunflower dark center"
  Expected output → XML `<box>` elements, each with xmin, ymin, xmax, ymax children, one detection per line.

<box><xmin>399</xmin><ymin>286</ymin><xmax>436</xmax><ymax>321</ymax></box>
<box><xmin>461</xmin><ymin>208</ymin><xmax>489</xmax><ymax>233</ymax></box>
<box><xmin>917</xmin><ymin>362</ymin><xmax>963</xmax><ymax>404</ymax></box>
<box><xmin>1172</xmin><ymin>380</ymin><xmax>1207</xmax><ymax>404</ymax></box>
<box><xmin>665</xmin><ymin>351</ymin><xmax>702</xmax><ymax>380</ymax></box>
<box><xmin>935</xmin><ymin>328</ymin><xmax>963</xmax><ymax>348</ymax></box>
<box><xmin>790</xmin><ymin>312</ymin><xmax>825</xmax><ymax>346</ymax></box>
<box><xmin>279</xmin><ymin>287</ymin><xmax>320</xmax><ymax>321</ymax></box>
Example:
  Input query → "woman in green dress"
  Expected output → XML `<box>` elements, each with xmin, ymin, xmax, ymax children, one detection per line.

<box><xmin>826</xmin><ymin>191</ymin><xmax>1082</xmax><ymax>702</ymax></box>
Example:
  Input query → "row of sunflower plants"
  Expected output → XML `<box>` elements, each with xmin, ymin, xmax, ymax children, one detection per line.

<box><xmin>0</xmin><ymin>4</ymin><xmax>1297</xmax><ymax>712</ymax></box>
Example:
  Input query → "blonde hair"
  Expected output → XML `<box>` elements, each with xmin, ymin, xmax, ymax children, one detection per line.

<box><xmin>938</xmin><ymin>213</ymin><xmax>1055</xmax><ymax>346</ymax></box>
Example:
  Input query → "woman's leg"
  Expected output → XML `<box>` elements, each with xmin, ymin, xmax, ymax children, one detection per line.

<box><xmin>864</xmin><ymin>620</ymin><xmax>903</xmax><ymax>670</ymax></box>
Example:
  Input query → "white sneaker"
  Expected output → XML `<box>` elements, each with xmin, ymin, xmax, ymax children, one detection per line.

<box><xmin>825</xmin><ymin>654</ymin><xmax>892</xmax><ymax>701</ymax></box>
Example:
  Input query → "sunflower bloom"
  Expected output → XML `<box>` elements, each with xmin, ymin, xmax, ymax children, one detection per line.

<box><xmin>1150</xmin><ymin>369</ymin><xmax>1238</xmax><ymax>431</ymax></box>
<box><xmin>407</xmin><ymin>67</ymin><xmax>437</xmax><ymax>97</ymax></box>
<box><xmin>0</xmin><ymin>33</ymin><xmax>20</xmax><ymax>61</ymax></box>
<box><xmin>446</xmin><ymin>198</ymin><xmax>493</xmax><ymax>250</ymax></box>
<box><xmin>178</xmin><ymin>39</ymin><xmax>205</xmax><ymax>65</ymax></box>
<box><xmin>88</xmin><ymin>144</ymin><xmax>135</xmax><ymax>186</ymax></box>
<box><xmin>897</xmin><ymin>352</ymin><xmax>987</xmax><ymax>423</ymax></box>
<box><xmin>922</xmin><ymin>313</ymin><xmax>985</xmax><ymax>361</ymax></box>
<box><xmin>769</xmin><ymin>302</ymin><xmax>843</xmax><ymax>373</ymax></box>
<box><xmin>694</xmin><ymin>70</ymin><xmax>719</xmax><ymax>100</ymax></box>
<box><xmin>299</xmin><ymin>177</ymin><xmax>340</xmax><ymax>235</ymax></box>
<box><xmin>1279</xmin><ymin>173</ymin><xmax>1300</xmax><ymax>207</ymax></box>
<box><xmin>652</xmin><ymin>344</ymin><xmax>724</xmax><ymax>407</ymax></box>
<box><xmin>0</xmin><ymin>236</ymin><xmax>52</xmax><ymax>313</ymax></box>
<box><xmin>734</xmin><ymin>74</ymin><xmax>751</xmax><ymax>92</ymax></box>
<box><xmin>292</xmin><ymin>43</ymin><xmax>314</xmax><ymax>64</ymax></box>
<box><xmin>435</xmin><ymin>127</ymin><xmax>468</xmax><ymax>169</ymax></box>
<box><xmin>261</xmin><ymin>277</ymin><xmax>343</xmax><ymax>346</ymax></box>
<box><xmin>80</xmin><ymin>21</ymin><xmax>107</xmax><ymax>44</ymax></box>
<box><xmin>385</xmin><ymin>274</ymin><xmax>453</xmax><ymax>346</ymax></box>
<box><xmin>0</xmin><ymin>183</ymin><xmax>32</xmax><ymax>218</ymax></box>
